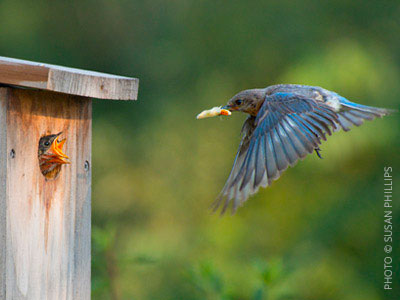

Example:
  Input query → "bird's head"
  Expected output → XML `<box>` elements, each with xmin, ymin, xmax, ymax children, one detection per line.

<box><xmin>222</xmin><ymin>89</ymin><xmax>266</xmax><ymax>116</ymax></box>
<box><xmin>38</xmin><ymin>132</ymin><xmax>70</xmax><ymax>179</ymax></box>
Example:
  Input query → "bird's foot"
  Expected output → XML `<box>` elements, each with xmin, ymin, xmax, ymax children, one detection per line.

<box><xmin>315</xmin><ymin>147</ymin><xmax>323</xmax><ymax>159</ymax></box>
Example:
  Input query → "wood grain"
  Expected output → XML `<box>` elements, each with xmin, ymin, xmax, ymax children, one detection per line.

<box><xmin>0</xmin><ymin>56</ymin><xmax>138</xmax><ymax>100</ymax></box>
<box><xmin>0</xmin><ymin>87</ymin><xmax>91</xmax><ymax>299</ymax></box>
<box><xmin>0</xmin><ymin>88</ymin><xmax>8</xmax><ymax>300</ymax></box>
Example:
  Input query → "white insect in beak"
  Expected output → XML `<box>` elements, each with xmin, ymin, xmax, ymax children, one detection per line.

<box><xmin>196</xmin><ymin>106</ymin><xmax>231</xmax><ymax>119</ymax></box>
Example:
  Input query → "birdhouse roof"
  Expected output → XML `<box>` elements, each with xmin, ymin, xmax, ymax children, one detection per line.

<box><xmin>0</xmin><ymin>56</ymin><xmax>138</xmax><ymax>100</ymax></box>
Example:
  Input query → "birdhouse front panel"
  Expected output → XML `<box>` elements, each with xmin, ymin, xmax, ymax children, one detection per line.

<box><xmin>0</xmin><ymin>87</ymin><xmax>91</xmax><ymax>299</ymax></box>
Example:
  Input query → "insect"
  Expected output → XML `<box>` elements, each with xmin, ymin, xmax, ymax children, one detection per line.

<box><xmin>196</xmin><ymin>106</ymin><xmax>231</xmax><ymax>119</ymax></box>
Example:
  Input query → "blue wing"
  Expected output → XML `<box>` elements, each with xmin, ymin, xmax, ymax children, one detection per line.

<box><xmin>334</xmin><ymin>95</ymin><xmax>394</xmax><ymax>131</ymax></box>
<box><xmin>264</xmin><ymin>84</ymin><xmax>395</xmax><ymax>131</ymax></box>
<box><xmin>213</xmin><ymin>92</ymin><xmax>339</xmax><ymax>214</ymax></box>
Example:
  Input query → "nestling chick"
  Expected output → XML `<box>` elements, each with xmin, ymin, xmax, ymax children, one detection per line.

<box><xmin>38</xmin><ymin>132</ymin><xmax>70</xmax><ymax>179</ymax></box>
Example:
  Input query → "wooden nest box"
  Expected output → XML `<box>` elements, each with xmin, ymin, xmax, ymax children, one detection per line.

<box><xmin>0</xmin><ymin>56</ymin><xmax>138</xmax><ymax>299</ymax></box>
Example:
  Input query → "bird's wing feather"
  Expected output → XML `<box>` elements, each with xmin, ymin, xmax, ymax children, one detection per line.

<box><xmin>211</xmin><ymin>116</ymin><xmax>256</xmax><ymax>212</ymax></box>
<box><xmin>335</xmin><ymin>96</ymin><xmax>395</xmax><ymax>131</ymax></box>
<box><xmin>213</xmin><ymin>92</ymin><xmax>339</xmax><ymax>214</ymax></box>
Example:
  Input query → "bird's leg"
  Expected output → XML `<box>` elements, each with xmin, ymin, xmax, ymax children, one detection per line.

<box><xmin>315</xmin><ymin>147</ymin><xmax>323</xmax><ymax>159</ymax></box>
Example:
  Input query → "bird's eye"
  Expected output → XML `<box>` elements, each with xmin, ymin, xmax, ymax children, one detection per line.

<box><xmin>235</xmin><ymin>99</ymin><xmax>243</xmax><ymax>105</ymax></box>
<box><xmin>44</xmin><ymin>141</ymin><xmax>50</xmax><ymax>146</ymax></box>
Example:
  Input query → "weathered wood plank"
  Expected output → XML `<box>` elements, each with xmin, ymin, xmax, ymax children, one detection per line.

<box><xmin>0</xmin><ymin>56</ymin><xmax>138</xmax><ymax>100</ymax></box>
<box><xmin>0</xmin><ymin>88</ymin><xmax>8</xmax><ymax>300</ymax></box>
<box><xmin>0</xmin><ymin>87</ymin><xmax>91</xmax><ymax>299</ymax></box>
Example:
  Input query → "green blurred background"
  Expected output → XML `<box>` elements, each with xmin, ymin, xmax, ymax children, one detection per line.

<box><xmin>1</xmin><ymin>1</ymin><xmax>399</xmax><ymax>299</ymax></box>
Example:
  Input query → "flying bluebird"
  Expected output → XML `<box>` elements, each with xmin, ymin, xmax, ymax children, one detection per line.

<box><xmin>212</xmin><ymin>84</ymin><xmax>395</xmax><ymax>214</ymax></box>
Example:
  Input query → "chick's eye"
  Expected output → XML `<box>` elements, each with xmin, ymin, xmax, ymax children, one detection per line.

<box><xmin>44</xmin><ymin>141</ymin><xmax>50</xmax><ymax>146</ymax></box>
<box><xmin>235</xmin><ymin>99</ymin><xmax>243</xmax><ymax>105</ymax></box>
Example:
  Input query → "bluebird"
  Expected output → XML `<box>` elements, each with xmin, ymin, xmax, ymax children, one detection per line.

<box><xmin>212</xmin><ymin>84</ymin><xmax>396</xmax><ymax>214</ymax></box>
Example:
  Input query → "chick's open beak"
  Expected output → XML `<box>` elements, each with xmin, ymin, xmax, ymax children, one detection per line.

<box><xmin>49</xmin><ymin>135</ymin><xmax>70</xmax><ymax>164</ymax></box>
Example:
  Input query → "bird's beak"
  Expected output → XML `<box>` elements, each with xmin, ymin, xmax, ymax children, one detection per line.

<box><xmin>49</xmin><ymin>133</ymin><xmax>70</xmax><ymax>165</ymax></box>
<box><xmin>221</xmin><ymin>105</ymin><xmax>231</xmax><ymax>110</ymax></box>
<box><xmin>221</xmin><ymin>104</ymin><xmax>238</xmax><ymax>112</ymax></box>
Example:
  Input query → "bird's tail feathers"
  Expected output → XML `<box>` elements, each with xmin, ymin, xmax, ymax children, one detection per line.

<box><xmin>337</xmin><ymin>99</ymin><xmax>396</xmax><ymax>131</ymax></box>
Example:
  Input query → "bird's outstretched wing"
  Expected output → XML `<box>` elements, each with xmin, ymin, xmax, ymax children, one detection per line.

<box><xmin>213</xmin><ymin>92</ymin><xmax>339</xmax><ymax>214</ymax></box>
